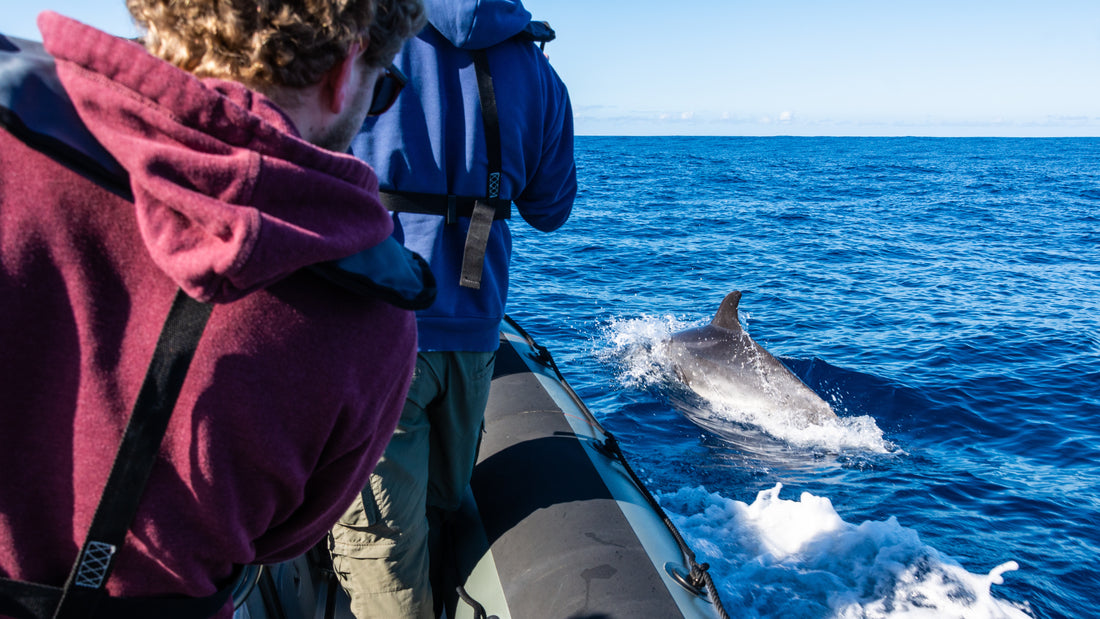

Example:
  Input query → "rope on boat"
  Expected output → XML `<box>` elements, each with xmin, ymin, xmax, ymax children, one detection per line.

<box><xmin>504</xmin><ymin>317</ymin><xmax>732</xmax><ymax>619</ymax></box>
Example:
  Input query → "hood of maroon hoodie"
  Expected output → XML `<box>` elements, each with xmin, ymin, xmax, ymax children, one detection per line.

<box><xmin>38</xmin><ymin>12</ymin><xmax>393</xmax><ymax>303</ymax></box>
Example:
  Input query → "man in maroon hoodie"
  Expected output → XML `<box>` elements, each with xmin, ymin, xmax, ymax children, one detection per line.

<box><xmin>0</xmin><ymin>0</ymin><xmax>426</xmax><ymax>617</ymax></box>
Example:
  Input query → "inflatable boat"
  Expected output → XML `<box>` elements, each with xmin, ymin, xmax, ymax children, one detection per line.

<box><xmin>238</xmin><ymin>316</ymin><xmax>729</xmax><ymax>619</ymax></box>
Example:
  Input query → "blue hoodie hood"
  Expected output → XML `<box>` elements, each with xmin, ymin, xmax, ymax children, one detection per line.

<box><xmin>426</xmin><ymin>0</ymin><xmax>532</xmax><ymax>50</ymax></box>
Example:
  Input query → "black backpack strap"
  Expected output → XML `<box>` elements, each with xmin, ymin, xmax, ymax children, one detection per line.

<box><xmin>53</xmin><ymin>289</ymin><xmax>214</xmax><ymax>617</ymax></box>
<box><xmin>458</xmin><ymin>49</ymin><xmax>502</xmax><ymax>290</ymax></box>
<box><xmin>378</xmin><ymin>40</ymin><xmax>507</xmax><ymax>291</ymax></box>
<box><xmin>0</xmin><ymin>289</ymin><xmax>218</xmax><ymax>618</ymax></box>
<box><xmin>376</xmin><ymin>19</ymin><xmax>559</xmax><ymax>290</ymax></box>
<box><xmin>378</xmin><ymin>192</ymin><xmax>510</xmax><ymax>225</ymax></box>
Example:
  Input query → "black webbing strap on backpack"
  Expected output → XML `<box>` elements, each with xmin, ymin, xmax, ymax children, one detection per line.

<box><xmin>379</xmin><ymin>35</ymin><xmax>510</xmax><ymax>290</ymax></box>
<box><xmin>0</xmin><ymin>289</ymin><xmax>231</xmax><ymax>619</ymax></box>
<box><xmin>459</xmin><ymin>49</ymin><xmax>504</xmax><ymax>290</ymax></box>
<box><xmin>378</xmin><ymin>193</ymin><xmax>509</xmax><ymax>226</ymax></box>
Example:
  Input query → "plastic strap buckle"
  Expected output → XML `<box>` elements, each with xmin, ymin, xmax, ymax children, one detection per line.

<box><xmin>73</xmin><ymin>542</ymin><xmax>116</xmax><ymax>589</ymax></box>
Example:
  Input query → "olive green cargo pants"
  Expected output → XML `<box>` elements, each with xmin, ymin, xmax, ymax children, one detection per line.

<box><xmin>329</xmin><ymin>351</ymin><xmax>495</xmax><ymax>619</ymax></box>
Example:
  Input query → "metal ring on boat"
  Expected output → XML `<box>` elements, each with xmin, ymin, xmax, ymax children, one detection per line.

<box><xmin>665</xmin><ymin>562</ymin><xmax>705</xmax><ymax>596</ymax></box>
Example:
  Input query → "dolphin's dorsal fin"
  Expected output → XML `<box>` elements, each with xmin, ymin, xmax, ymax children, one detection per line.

<box><xmin>711</xmin><ymin>291</ymin><xmax>742</xmax><ymax>330</ymax></box>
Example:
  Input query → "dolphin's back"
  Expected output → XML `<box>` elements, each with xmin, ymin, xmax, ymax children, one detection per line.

<box><xmin>663</xmin><ymin>290</ymin><xmax>838</xmax><ymax>425</ymax></box>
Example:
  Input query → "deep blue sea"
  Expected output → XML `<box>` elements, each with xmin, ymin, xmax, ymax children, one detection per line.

<box><xmin>505</xmin><ymin>137</ymin><xmax>1099</xmax><ymax>619</ymax></box>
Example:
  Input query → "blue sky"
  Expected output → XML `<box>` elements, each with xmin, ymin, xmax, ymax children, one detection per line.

<box><xmin>8</xmin><ymin>1</ymin><xmax>1100</xmax><ymax>136</ymax></box>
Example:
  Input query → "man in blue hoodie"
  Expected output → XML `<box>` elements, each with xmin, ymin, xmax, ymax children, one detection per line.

<box><xmin>327</xmin><ymin>0</ymin><xmax>576</xmax><ymax>616</ymax></box>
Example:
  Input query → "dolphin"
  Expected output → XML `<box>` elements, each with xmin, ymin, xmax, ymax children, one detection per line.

<box><xmin>659</xmin><ymin>291</ymin><xmax>837</xmax><ymax>425</ymax></box>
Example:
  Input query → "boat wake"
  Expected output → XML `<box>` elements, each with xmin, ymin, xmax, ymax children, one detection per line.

<box><xmin>657</xmin><ymin>484</ymin><xmax>1032</xmax><ymax>619</ymax></box>
<box><xmin>599</xmin><ymin>316</ymin><xmax>892</xmax><ymax>454</ymax></box>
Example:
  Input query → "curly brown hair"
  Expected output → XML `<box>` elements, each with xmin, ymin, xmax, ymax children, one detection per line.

<box><xmin>127</xmin><ymin>0</ymin><xmax>425</xmax><ymax>88</ymax></box>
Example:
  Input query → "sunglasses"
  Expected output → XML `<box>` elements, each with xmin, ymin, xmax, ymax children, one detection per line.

<box><xmin>367</xmin><ymin>64</ymin><xmax>407</xmax><ymax>116</ymax></box>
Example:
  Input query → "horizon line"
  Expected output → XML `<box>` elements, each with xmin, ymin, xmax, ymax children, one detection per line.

<box><xmin>574</xmin><ymin>134</ymin><xmax>1100</xmax><ymax>139</ymax></box>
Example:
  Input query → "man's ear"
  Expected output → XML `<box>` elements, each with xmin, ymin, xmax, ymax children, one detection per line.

<box><xmin>324</xmin><ymin>40</ymin><xmax>364</xmax><ymax>114</ymax></box>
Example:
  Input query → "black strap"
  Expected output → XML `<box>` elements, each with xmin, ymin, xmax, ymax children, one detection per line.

<box><xmin>379</xmin><ymin>192</ymin><xmax>510</xmax><ymax>225</ymax></box>
<box><xmin>457</xmin><ymin>49</ymin><xmax>503</xmax><ymax>290</ymax></box>
<box><xmin>472</xmin><ymin>51</ymin><xmax>503</xmax><ymax>193</ymax></box>
<box><xmin>0</xmin><ymin>289</ymin><xmax>217</xmax><ymax>618</ymax></box>
<box><xmin>55</xmin><ymin>289</ymin><xmax>213</xmax><ymax>617</ymax></box>
<box><xmin>381</xmin><ymin>42</ymin><xmax>507</xmax><ymax>291</ymax></box>
<box><xmin>379</xmin><ymin>189</ymin><xmax>507</xmax><ymax>290</ymax></box>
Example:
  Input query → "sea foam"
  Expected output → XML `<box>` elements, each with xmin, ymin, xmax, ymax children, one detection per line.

<box><xmin>658</xmin><ymin>484</ymin><xmax>1031</xmax><ymax>619</ymax></box>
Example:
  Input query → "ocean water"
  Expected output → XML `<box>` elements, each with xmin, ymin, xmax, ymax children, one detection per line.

<box><xmin>505</xmin><ymin>137</ymin><xmax>1099</xmax><ymax>619</ymax></box>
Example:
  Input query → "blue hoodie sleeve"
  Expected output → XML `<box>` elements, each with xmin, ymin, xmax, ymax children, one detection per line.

<box><xmin>512</xmin><ymin>50</ymin><xmax>577</xmax><ymax>233</ymax></box>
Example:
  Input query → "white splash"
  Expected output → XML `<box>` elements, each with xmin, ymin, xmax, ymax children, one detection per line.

<box><xmin>659</xmin><ymin>484</ymin><xmax>1032</xmax><ymax>619</ymax></box>
<box><xmin>600</xmin><ymin>314</ymin><xmax>693</xmax><ymax>388</ymax></box>
<box><xmin>599</xmin><ymin>316</ymin><xmax>889</xmax><ymax>453</ymax></box>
